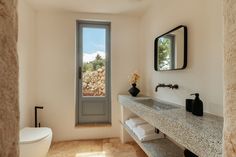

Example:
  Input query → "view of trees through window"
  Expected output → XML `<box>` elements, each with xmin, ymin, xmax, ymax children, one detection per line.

<box><xmin>158</xmin><ymin>37</ymin><xmax>172</xmax><ymax>70</ymax></box>
<box><xmin>82</xmin><ymin>54</ymin><xmax>106</xmax><ymax>96</ymax></box>
<box><xmin>82</xmin><ymin>27</ymin><xmax>106</xmax><ymax>97</ymax></box>
<box><xmin>83</xmin><ymin>54</ymin><xmax>105</xmax><ymax>72</ymax></box>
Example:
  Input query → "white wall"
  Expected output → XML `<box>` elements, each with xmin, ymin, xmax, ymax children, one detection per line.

<box><xmin>18</xmin><ymin>0</ymin><xmax>37</xmax><ymax>129</ymax></box>
<box><xmin>35</xmin><ymin>11</ymin><xmax>142</xmax><ymax>141</ymax></box>
<box><xmin>140</xmin><ymin>0</ymin><xmax>223</xmax><ymax>116</ymax></box>
<box><xmin>18</xmin><ymin>0</ymin><xmax>224</xmax><ymax>142</ymax></box>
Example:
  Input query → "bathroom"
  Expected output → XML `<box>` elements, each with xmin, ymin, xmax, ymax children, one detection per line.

<box><xmin>0</xmin><ymin>0</ymin><xmax>235</xmax><ymax>157</ymax></box>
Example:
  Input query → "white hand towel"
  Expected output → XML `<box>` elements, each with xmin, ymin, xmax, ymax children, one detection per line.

<box><xmin>125</xmin><ymin>120</ymin><xmax>135</xmax><ymax>130</ymax></box>
<box><xmin>138</xmin><ymin>133</ymin><xmax>164</xmax><ymax>142</ymax></box>
<box><xmin>133</xmin><ymin>128</ymin><xmax>164</xmax><ymax>142</ymax></box>
<box><xmin>128</xmin><ymin>117</ymin><xmax>147</xmax><ymax>128</ymax></box>
<box><xmin>136</xmin><ymin>123</ymin><xmax>155</xmax><ymax>136</ymax></box>
<box><xmin>125</xmin><ymin>117</ymin><xmax>147</xmax><ymax>131</ymax></box>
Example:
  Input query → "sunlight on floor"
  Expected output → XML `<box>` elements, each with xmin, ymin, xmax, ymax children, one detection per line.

<box><xmin>48</xmin><ymin>138</ymin><xmax>147</xmax><ymax>157</ymax></box>
<box><xmin>76</xmin><ymin>151</ymin><xmax>106</xmax><ymax>157</ymax></box>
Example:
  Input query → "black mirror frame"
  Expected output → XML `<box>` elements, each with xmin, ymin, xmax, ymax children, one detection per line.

<box><xmin>154</xmin><ymin>25</ymin><xmax>188</xmax><ymax>71</ymax></box>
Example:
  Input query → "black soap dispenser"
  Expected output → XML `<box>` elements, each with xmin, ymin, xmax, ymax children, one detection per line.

<box><xmin>191</xmin><ymin>93</ymin><xmax>203</xmax><ymax>116</ymax></box>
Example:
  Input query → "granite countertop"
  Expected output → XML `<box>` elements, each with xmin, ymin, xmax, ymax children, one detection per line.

<box><xmin>118</xmin><ymin>95</ymin><xmax>223</xmax><ymax>157</ymax></box>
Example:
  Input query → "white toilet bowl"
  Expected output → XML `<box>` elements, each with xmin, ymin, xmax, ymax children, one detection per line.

<box><xmin>20</xmin><ymin>127</ymin><xmax>52</xmax><ymax>157</ymax></box>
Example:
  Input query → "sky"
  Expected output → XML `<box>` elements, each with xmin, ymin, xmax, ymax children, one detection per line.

<box><xmin>82</xmin><ymin>27</ymin><xmax>106</xmax><ymax>62</ymax></box>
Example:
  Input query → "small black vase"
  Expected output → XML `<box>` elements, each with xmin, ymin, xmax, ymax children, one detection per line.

<box><xmin>129</xmin><ymin>83</ymin><xmax>140</xmax><ymax>97</ymax></box>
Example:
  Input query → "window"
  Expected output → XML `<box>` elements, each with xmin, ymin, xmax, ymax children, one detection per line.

<box><xmin>158</xmin><ymin>34</ymin><xmax>175</xmax><ymax>70</ymax></box>
<box><xmin>76</xmin><ymin>21</ymin><xmax>111</xmax><ymax>124</ymax></box>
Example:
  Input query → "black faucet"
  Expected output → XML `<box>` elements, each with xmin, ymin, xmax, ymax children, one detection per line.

<box><xmin>155</xmin><ymin>83</ymin><xmax>179</xmax><ymax>92</ymax></box>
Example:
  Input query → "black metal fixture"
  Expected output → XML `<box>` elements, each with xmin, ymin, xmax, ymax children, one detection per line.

<box><xmin>35</xmin><ymin>106</ymin><xmax>43</xmax><ymax>127</ymax></box>
<box><xmin>154</xmin><ymin>25</ymin><xmax>187</xmax><ymax>71</ymax></box>
<box><xmin>184</xmin><ymin>149</ymin><xmax>198</xmax><ymax>157</ymax></box>
<box><xmin>155</xmin><ymin>128</ymin><xmax>160</xmax><ymax>134</ymax></box>
<box><xmin>155</xmin><ymin>83</ymin><xmax>179</xmax><ymax>92</ymax></box>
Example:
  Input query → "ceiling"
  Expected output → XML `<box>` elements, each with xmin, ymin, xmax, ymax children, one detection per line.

<box><xmin>26</xmin><ymin>0</ymin><xmax>153</xmax><ymax>15</ymax></box>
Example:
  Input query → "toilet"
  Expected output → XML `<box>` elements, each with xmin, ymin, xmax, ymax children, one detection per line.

<box><xmin>20</xmin><ymin>127</ymin><xmax>52</xmax><ymax>157</ymax></box>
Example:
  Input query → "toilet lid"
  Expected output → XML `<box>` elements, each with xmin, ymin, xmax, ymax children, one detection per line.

<box><xmin>20</xmin><ymin>127</ymin><xmax>52</xmax><ymax>144</ymax></box>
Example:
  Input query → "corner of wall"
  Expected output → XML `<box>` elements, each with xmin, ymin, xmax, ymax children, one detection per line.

<box><xmin>18</xmin><ymin>0</ymin><xmax>37</xmax><ymax>128</ymax></box>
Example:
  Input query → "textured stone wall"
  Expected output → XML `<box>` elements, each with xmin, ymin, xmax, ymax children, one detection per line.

<box><xmin>0</xmin><ymin>0</ymin><xmax>19</xmax><ymax>156</ymax></box>
<box><xmin>223</xmin><ymin>0</ymin><xmax>236</xmax><ymax>156</ymax></box>
<box><xmin>83</xmin><ymin>67</ymin><xmax>105</xmax><ymax>96</ymax></box>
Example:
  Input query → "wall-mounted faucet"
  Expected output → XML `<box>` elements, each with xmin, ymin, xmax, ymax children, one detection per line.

<box><xmin>155</xmin><ymin>83</ymin><xmax>179</xmax><ymax>92</ymax></box>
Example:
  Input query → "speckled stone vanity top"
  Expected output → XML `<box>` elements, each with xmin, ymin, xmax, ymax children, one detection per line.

<box><xmin>118</xmin><ymin>95</ymin><xmax>223</xmax><ymax>157</ymax></box>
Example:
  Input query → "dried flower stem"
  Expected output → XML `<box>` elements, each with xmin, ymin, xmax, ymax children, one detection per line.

<box><xmin>129</xmin><ymin>73</ymin><xmax>140</xmax><ymax>85</ymax></box>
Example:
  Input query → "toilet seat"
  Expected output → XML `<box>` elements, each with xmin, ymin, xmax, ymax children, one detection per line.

<box><xmin>20</xmin><ymin>127</ymin><xmax>52</xmax><ymax>144</ymax></box>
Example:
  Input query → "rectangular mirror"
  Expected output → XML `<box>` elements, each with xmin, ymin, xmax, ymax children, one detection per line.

<box><xmin>154</xmin><ymin>25</ymin><xmax>187</xmax><ymax>71</ymax></box>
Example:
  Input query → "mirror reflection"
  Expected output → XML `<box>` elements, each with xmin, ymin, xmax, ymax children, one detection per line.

<box><xmin>155</xmin><ymin>26</ymin><xmax>187</xmax><ymax>71</ymax></box>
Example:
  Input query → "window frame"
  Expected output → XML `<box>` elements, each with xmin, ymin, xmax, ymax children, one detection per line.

<box><xmin>75</xmin><ymin>20</ymin><xmax>111</xmax><ymax>125</ymax></box>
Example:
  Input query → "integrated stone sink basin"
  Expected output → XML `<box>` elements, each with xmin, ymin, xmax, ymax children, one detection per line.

<box><xmin>134</xmin><ymin>99</ymin><xmax>179</xmax><ymax>111</ymax></box>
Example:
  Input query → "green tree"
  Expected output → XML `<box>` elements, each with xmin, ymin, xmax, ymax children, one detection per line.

<box><xmin>96</xmin><ymin>54</ymin><xmax>102</xmax><ymax>60</ymax></box>
<box><xmin>83</xmin><ymin>54</ymin><xmax>105</xmax><ymax>72</ymax></box>
<box><xmin>92</xmin><ymin>54</ymin><xmax>105</xmax><ymax>70</ymax></box>
<box><xmin>83</xmin><ymin>62</ymin><xmax>93</xmax><ymax>72</ymax></box>
<box><xmin>158</xmin><ymin>38</ymin><xmax>171</xmax><ymax>69</ymax></box>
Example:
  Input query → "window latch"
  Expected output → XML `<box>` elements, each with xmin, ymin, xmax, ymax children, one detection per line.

<box><xmin>78</xmin><ymin>67</ymin><xmax>82</xmax><ymax>79</ymax></box>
